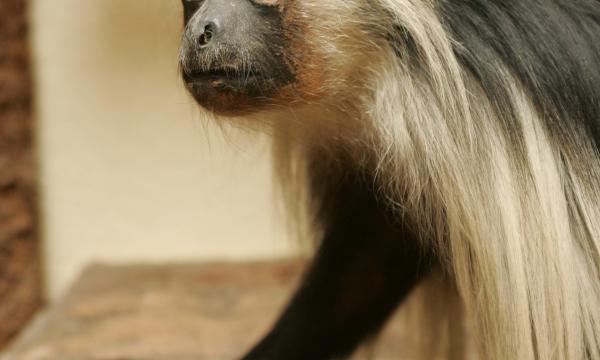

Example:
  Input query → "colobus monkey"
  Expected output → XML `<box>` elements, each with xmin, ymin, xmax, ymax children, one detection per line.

<box><xmin>179</xmin><ymin>0</ymin><xmax>600</xmax><ymax>359</ymax></box>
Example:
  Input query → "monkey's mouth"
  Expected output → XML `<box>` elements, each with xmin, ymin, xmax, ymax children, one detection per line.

<box><xmin>182</xmin><ymin>67</ymin><xmax>278</xmax><ymax>115</ymax></box>
<box><xmin>183</xmin><ymin>68</ymin><xmax>263</xmax><ymax>91</ymax></box>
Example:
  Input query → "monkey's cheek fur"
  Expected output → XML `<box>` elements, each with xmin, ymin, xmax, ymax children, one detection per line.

<box><xmin>184</xmin><ymin>78</ymin><xmax>273</xmax><ymax>116</ymax></box>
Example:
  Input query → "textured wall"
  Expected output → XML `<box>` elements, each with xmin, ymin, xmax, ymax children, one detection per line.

<box><xmin>0</xmin><ymin>0</ymin><xmax>42</xmax><ymax>349</ymax></box>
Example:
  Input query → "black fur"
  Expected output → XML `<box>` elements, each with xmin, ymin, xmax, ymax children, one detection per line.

<box><xmin>439</xmin><ymin>0</ymin><xmax>600</xmax><ymax>147</ymax></box>
<box><xmin>182</xmin><ymin>0</ymin><xmax>201</xmax><ymax>24</ymax></box>
<box><xmin>241</xmin><ymin>159</ymin><xmax>433</xmax><ymax>360</ymax></box>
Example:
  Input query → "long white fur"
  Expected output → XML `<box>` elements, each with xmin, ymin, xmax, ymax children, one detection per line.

<box><xmin>262</xmin><ymin>0</ymin><xmax>600</xmax><ymax>358</ymax></box>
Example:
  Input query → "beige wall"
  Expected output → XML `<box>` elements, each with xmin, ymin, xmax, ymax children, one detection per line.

<box><xmin>30</xmin><ymin>0</ymin><xmax>296</xmax><ymax>301</ymax></box>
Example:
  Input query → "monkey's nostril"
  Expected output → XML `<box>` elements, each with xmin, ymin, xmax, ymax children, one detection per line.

<box><xmin>198</xmin><ymin>22</ymin><xmax>216</xmax><ymax>48</ymax></box>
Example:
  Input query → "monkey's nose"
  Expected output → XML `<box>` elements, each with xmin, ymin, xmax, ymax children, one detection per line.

<box><xmin>197</xmin><ymin>21</ymin><xmax>219</xmax><ymax>48</ymax></box>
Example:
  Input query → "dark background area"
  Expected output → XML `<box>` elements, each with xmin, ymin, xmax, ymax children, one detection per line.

<box><xmin>0</xmin><ymin>0</ymin><xmax>43</xmax><ymax>349</ymax></box>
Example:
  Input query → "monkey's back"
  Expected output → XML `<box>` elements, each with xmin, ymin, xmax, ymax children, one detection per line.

<box><xmin>439</xmin><ymin>0</ymin><xmax>600</xmax><ymax>146</ymax></box>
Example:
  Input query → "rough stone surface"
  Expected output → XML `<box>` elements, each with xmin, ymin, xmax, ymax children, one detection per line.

<box><xmin>0</xmin><ymin>0</ymin><xmax>43</xmax><ymax>350</ymax></box>
<box><xmin>1</xmin><ymin>262</ymin><xmax>415</xmax><ymax>360</ymax></box>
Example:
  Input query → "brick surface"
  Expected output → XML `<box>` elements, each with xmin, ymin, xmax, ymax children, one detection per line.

<box><xmin>0</xmin><ymin>0</ymin><xmax>43</xmax><ymax>349</ymax></box>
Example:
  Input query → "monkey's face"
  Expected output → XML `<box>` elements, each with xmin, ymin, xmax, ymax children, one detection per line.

<box><xmin>179</xmin><ymin>0</ymin><xmax>300</xmax><ymax>116</ymax></box>
<box><xmin>180</xmin><ymin>0</ymin><xmax>383</xmax><ymax>117</ymax></box>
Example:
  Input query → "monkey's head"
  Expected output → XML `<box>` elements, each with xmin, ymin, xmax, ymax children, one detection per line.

<box><xmin>179</xmin><ymin>0</ymin><xmax>387</xmax><ymax>117</ymax></box>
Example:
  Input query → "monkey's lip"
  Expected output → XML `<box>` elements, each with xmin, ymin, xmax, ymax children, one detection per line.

<box><xmin>183</xmin><ymin>68</ymin><xmax>261</xmax><ymax>89</ymax></box>
<box><xmin>183</xmin><ymin>68</ymin><xmax>272</xmax><ymax>115</ymax></box>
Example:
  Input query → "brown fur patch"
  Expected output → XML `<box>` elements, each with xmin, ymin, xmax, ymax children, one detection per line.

<box><xmin>274</xmin><ymin>1</ymin><xmax>326</xmax><ymax>105</ymax></box>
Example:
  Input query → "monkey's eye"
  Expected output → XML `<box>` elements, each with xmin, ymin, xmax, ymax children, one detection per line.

<box><xmin>182</xmin><ymin>0</ymin><xmax>203</xmax><ymax>24</ymax></box>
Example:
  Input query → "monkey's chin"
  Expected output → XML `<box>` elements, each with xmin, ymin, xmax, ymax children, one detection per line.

<box><xmin>184</xmin><ymin>77</ymin><xmax>273</xmax><ymax>117</ymax></box>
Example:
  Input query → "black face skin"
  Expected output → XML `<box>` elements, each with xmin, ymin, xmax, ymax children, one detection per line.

<box><xmin>180</xmin><ymin>0</ymin><xmax>295</xmax><ymax>115</ymax></box>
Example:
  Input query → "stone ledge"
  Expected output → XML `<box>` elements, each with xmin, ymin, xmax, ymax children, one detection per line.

<box><xmin>2</xmin><ymin>261</ymin><xmax>411</xmax><ymax>360</ymax></box>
